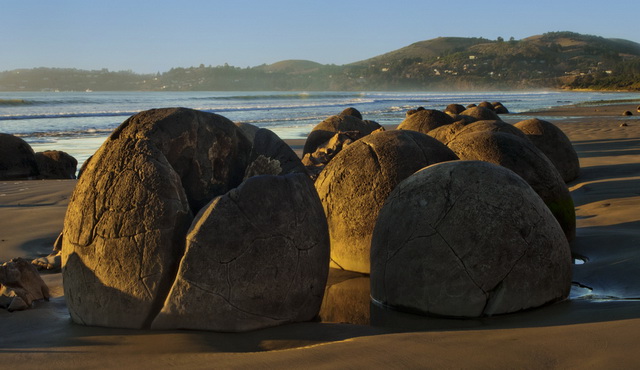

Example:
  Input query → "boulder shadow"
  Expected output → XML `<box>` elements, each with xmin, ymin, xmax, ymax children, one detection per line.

<box><xmin>571</xmin><ymin>177</ymin><xmax>640</xmax><ymax>207</ymax></box>
<box><xmin>572</xmin><ymin>138</ymin><xmax>640</xmax><ymax>158</ymax></box>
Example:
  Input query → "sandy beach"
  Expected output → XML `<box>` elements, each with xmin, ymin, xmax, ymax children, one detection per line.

<box><xmin>1</xmin><ymin>102</ymin><xmax>640</xmax><ymax>368</ymax></box>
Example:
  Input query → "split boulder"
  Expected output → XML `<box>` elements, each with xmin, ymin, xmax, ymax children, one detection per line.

<box><xmin>62</xmin><ymin>108</ymin><xmax>329</xmax><ymax>331</ymax></box>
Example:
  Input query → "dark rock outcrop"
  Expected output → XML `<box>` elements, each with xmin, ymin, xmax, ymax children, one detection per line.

<box><xmin>35</xmin><ymin>150</ymin><xmax>78</xmax><ymax>179</ymax></box>
<box><xmin>0</xmin><ymin>133</ymin><xmax>39</xmax><ymax>180</ymax></box>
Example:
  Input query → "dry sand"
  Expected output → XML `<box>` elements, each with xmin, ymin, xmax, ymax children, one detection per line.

<box><xmin>1</xmin><ymin>102</ymin><xmax>640</xmax><ymax>368</ymax></box>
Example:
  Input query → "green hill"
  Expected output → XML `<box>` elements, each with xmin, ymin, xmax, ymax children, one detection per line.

<box><xmin>1</xmin><ymin>31</ymin><xmax>639</xmax><ymax>91</ymax></box>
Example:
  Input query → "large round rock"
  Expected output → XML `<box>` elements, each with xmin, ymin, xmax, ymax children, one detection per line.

<box><xmin>315</xmin><ymin>130</ymin><xmax>458</xmax><ymax>274</ymax></box>
<box><xmin>62</xmin><ymin>108</ymin><xmax>329</xmax><ymax>331</ymax></box>
<box><xmin>371</xmin><ymin>161</ymin><xmax>572</xmax><ymax>317</ymax></box>
<box><xmin>303</xmin><ymin>115</ymin><xmax>381</xmax><ymax>155</ymax></box>
<box><xmin>397</xmin><ymin>109</ymin><xmax>454</xmax><ymax>134</ymax></box>
<box><xmin>460</xmin><ymin>106</ymin><xmax>500</xmax><ymax>121</ymax></box>
<box><xmin>152</xmin><ymin>173</ymin><xmax>329</xmax><ymax>331</ymax></box>
<box><xmin>0</xmin><ymin>133</ymin><xmax>39</xmax><ymax>180</ymax></box>
<box><xmin>447</xmin><ymin>131</ymin><xmax>576</xmax><ymax>241</ymax></box>
<box><xmin>514</xmin><ymin>118</ymin><xmax>580</xmax><ymax>183</ymax></box>
<box><xmin>429</xmin><ymin>120</ymin><xmax>527</xmax><ymax>146</ymax></box>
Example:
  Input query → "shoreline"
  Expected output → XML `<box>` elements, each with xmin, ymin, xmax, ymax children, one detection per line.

<box><xmin>1</xmin><ymin>102</ymin><xmax>640</xmax><ymax>367</ymax></box>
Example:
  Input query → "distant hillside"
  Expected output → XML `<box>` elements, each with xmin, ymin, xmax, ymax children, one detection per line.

<box><xmin>1</xmin><ymin>31</ymin><xmax>639</xmax><ymax>91</ymax></box>
<box><xmin>255</xmin><ymin>60</ymin><xmax>325</xmax><ymax>74</ymax></box>
<box><xmin>352</xmin><ymin>37</ymin><xmax>491</xmax><ymax>66</ymax></box>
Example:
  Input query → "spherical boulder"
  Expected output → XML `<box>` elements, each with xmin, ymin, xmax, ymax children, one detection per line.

<box><xmin>315</xmin><ymin>130</ymin><xmax>458</xmax><ymax>274</ymax></box>
<box><xmin>460</xmin><ymin>106</ymin><xmax>500</xmax><ymax>121</ymax></box>
<box><xmin>444</xmin><ymin>103</ymin><xmax>466</xmax><ymax>115</ymax></box>
<box><xmin>447</xmin><ymin>131</ymin><xmax>575</xmax><ymax>241</ymax></box>
<box><xmin>303</xmin><ymin>115</ymin><xmax>382</xmax><ymax>155</ymax></box>
<box><xmin>429</xmin><ymin>120</ymin><xmax>527</xmax><ymax>146</ymax></box>
<box><xmin>63</xmin><ymin>108</ymin><xmax>329</xmax><ymax>331</ymax></box>
<box><xmin>406</xmin><ymin>107</ymin><xmax>426</xmax><ymax>117</ymax></box>
<box><xmin>35</xmin><ymin>150</ymin><xmax>78</xmax><ymax>179</ymax></box>
<box><xmin>0</xmin><ymin>133</ymin><xmax>38</xmax><ymax>180</ymax></box>
<box><xmin>493</xmin><ymin>104</ymin><xmax>509</xmax><ymax>114</ymax></box>
<box><xmin>478</xmin><ymin>101</ymin><xmax>495</xmax><ymax>110</ymax></box>
<box><xmin>371</xmin><ymin>161</ymin><xmax>572</xmax><ymax>318</ymax></box>
<box><xmin>339</xmin><ymin>107</ymin><xmax>363</xmax><ymax>120</ymax></box>
<box><xmin>514</xmin><ymin>118</ymin><xmax>580</xmax><ymax>183</ymax></box>
<box><xmin>397</xmin><ymin>109</ymin><xmax>455</xmax><ymax>134</ymax></box>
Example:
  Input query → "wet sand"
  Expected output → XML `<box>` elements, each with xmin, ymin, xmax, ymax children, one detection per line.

<box><xmin>1</xmin><ymin>102</ymin><xmax>640</xmax><ymax>368</ymax></box>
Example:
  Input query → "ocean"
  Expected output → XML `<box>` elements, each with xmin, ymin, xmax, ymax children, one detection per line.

<box><xmin>1</xmin><ymin>90</ymin><xmax>639</xmax><ymax>168</ymax></box>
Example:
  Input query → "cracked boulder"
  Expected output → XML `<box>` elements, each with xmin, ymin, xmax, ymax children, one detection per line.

<box><xmin>514</xmin><ymin>118</ymin><xmax>580</xmax><ymax>183</ymax></box>
<box><xmin>397</xmin><ymin>109</ymin><xmax>454</xmax><ymax>134</ymax></box>
<box><xmin>371</xmin><ymin>161</ymin><xmax>572</xmax><ymax>317</ymax></box>
<box><xmin>302</xmin><ymin>114</ymin><xmax>382</xmax><ymax>156</ymax></box>
<box><xmin>62</xmin><ymin>108</ymin><xmax>329</xmax><ymax>331</ymax></box>
<box><xmin>428</xmin><ymin>120</ymin><xmax>528</xmax><ymax>146</ymax></box>
<box><xmin>152</xmin><ymin>173</ymin><xmax>328</xmax><ymax>331</ymax></box>
<box><xmin>447</xmin><ymin>131</ymin><xmax>576</xmax><ymax>242</ymax></box>
<box><xmin>315</xmin><ymin>130</ymin><xmax>458</xmax><ymax>274</ymax></box>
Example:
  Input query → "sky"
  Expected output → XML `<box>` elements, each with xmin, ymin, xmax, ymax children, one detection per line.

<box><xmin>1</xmin><ymin>0</ymin><xmax>639</xmax><ymax>74</ymax></box>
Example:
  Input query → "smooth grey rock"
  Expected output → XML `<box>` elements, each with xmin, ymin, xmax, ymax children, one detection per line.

<box><xmin>371</xmin><ymin>161</ymin><xmax>572</xmax><ymax>317</ymax></box>
<box><xmin>152</xmin><ymin>173</ymin><xmax>329</xmax><ymax>332</ymax></box>
<box><xmin>514</xmin><ymin>118</ymin><xmax>580</xmax><ymax>183</ymax></box>
<box><xmin>315</xmin><ymin>130</ymin><xmax>458</xmax><ymax>274</ymax></box>
<box><xmin>447</xmin><ymin>131</ymin><xmax>576</xmax><ymax>241</ymax></box>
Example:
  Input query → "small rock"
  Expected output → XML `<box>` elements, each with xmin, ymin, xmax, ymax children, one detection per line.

<box><xmin>0</xmin><ymin>257</ymin><xmax>50</xmax><ymax>311</ymax></box>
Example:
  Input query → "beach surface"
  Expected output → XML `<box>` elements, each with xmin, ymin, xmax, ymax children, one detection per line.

<box><xmin>1</xmin><ymin>102</ymin><xmax>640</xmax><ymax>368</ymax></box>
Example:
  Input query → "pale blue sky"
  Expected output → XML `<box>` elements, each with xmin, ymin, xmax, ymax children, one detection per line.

<box><xmin>1</xmin><ymin>0</ymin><xmax>638</xmax><ymax>73</ymax></box>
